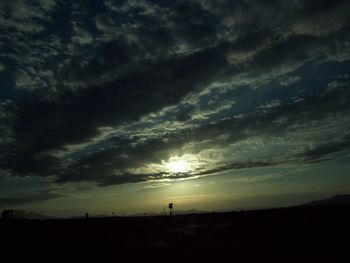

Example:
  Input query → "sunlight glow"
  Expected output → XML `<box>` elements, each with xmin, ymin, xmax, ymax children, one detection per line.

<box><xmin>165</xmin><ymin>159</ymin><xmax>191</xmax><ymax>173</ymax></box>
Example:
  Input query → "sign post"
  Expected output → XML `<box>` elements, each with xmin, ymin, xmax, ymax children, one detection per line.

<box><xmin>168</xmin><ymin>203</ymin><xmax>173</xmax><ymax>216</ymax></box>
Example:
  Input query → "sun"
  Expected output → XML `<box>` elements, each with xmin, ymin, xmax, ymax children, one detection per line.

<box><xmin>165</xmin><ymin>159</ymin><xmax>191</xmax><ymax>173</ymax></box>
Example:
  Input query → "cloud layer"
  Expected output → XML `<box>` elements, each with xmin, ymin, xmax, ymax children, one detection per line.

<box><xmin>1</xmin><ymin>0</ymin><xmax>350</xmax><ymax>197</ymax></box>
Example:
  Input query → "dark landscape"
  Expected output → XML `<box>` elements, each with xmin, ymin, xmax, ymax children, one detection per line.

<box><xmin>2</xmin><ymin>198</ymin><xmax>349</xmax><ymax>262</ymax></box>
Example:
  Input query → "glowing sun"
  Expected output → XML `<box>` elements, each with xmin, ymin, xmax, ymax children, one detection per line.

<box><xmin>165</xmin><ymin>159</ymin><xmax>191</xmax><ymax>173</ymax></box>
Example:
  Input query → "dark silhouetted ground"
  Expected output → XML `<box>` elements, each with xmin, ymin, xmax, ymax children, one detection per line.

<box><xmin>1</xmin><ymin>205</ymin><xmax>349</xmax><ymax>262</ymax></box>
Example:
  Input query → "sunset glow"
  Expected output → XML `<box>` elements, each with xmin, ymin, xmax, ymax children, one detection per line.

<box><xmin>165</xmin><ymin>158</ymin><xmax>191</xmax><ymax>174</ymax></box>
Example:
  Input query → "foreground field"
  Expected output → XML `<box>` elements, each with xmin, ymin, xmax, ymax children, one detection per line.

<box><xmin>1</xmin><ymin>205</ymin><xmax>348</xmax><ymax>262</ymax></box>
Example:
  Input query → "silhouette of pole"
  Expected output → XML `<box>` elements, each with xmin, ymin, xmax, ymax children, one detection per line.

<box><xmin>168</xmin><ymin>203</ymin><xmax>173</xmax><ymax>216</ymax></box>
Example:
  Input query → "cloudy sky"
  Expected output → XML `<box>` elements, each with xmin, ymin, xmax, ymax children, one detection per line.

<box><xmin>1</xmin><ymin>0</ymin><xmax>350</xmax><ymax>217</ymax></box>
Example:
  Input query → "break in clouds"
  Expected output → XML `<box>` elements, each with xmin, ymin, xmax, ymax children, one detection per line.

<box><xmin>1</xmin><ymin>0</ymin><xmax>350</xmax><ymax>193</ymax></box>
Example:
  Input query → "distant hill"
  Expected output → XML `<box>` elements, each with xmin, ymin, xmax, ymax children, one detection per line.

<box><xmin>297</xmin><ymin>195</ymin><xmax>350</xmax><ymax>207</ymax></box>
<box><xmin>26</xmin><ymin>212</ymin><xmax>57</xmax><ymax>220</ymax></box>
<box><xmin>173</xmin><ymin>209</ymin><xmax>208</xmax><ymax>215</ymax></box>
<box><xmin>93</xmin><ymin>214</ymin><xmax>114</xmax><ymax>218</ymax></box>
<box><xmin>129</xmin><ymin>209</ymin><xmax>208</xmax><ymax>217</ymax></box>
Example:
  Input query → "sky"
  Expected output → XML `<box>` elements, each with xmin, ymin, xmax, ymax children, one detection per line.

<box><xmin>1</xmin><ymin>0</ymin><xmax>350</xmax><ymax>217</ymax></box>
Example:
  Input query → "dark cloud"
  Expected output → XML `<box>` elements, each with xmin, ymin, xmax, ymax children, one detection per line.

<box><xmin>301</xmin><ymin>134</ymin><xmax>350</xmax><ymax>161</ymax></box>
<box><xmin>194</xmin><ymin>134</ymin><xmax>350</xmax><ymax>177</ymax></box>
<box><xmin>0</xmin><ymin>189</ymin><xmax>63</xmax><ymax>206</ymax></box>
<box><xmin>1</xmin><ymin>46</ymin><xmax>227</xmax><ymax>177</ymax></box>
<box><xmin>53</xmin><ymin>84</ymin><xmax>350</xmax><ymax>185</ymax></box>
<box><xmin>0</xmin><ymin>0</ymin><xmax>350</xmax><ymax>187</ymax></box>
<box><xmin>168</xmin><ymin>1</ymin><xmax>219</xmax><ymax>47</ymax></box>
